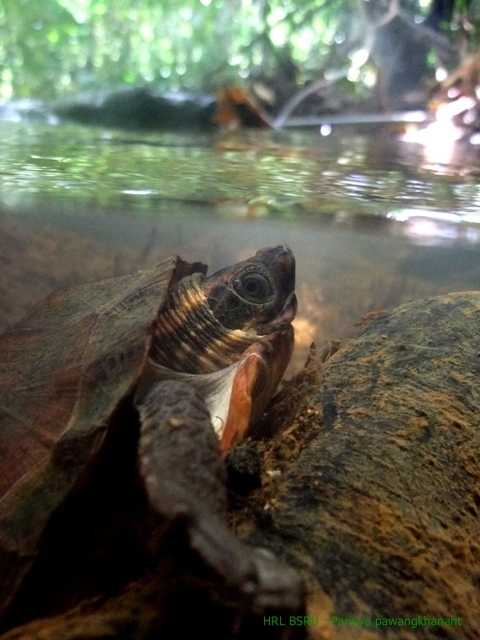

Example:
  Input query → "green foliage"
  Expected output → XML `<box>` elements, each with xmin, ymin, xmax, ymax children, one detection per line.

<box><xmin>0</xmin><ymin>0</ymin><xmax>479</xmax><ymax>101</ymax></box>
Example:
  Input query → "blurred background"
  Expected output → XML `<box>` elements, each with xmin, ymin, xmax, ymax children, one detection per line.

<box><xmin>1</xmin><ymin>0</ymin><xmax>480</xmax><ymax>372</ymax></box>
<box><xmin>0</xmin><ymin>0</ymin><xmax>478</xmax><ymax>111</ymax></box>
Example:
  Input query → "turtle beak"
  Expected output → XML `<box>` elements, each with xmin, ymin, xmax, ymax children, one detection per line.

<box><xmin>258</xmin><ymin>291</ymin><xmax>297</xmax><ymax>335</ymax></box>
<box><xmin>270</xmin><ymin>291</ymin><xmax>297</xmax><ymax>328</ymax></box>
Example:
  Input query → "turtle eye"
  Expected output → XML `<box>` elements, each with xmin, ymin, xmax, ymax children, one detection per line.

<box><xmin>237</xmin><ymin>272</ymin><xmax>272</xmax><ymax>303</ymax></box>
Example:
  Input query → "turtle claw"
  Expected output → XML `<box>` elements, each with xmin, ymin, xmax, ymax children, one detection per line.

<box><xmin>243</xmin><ymin>547</ymin><xmax>305</xmax><ymax>614</ymax></box>
<box><xmin>137</xmin><ymin>380</ymin><xmax>305</xmax><ymax>625</ymax></box>
<box><xmin>188</xmin><ymin>514</ymin><xmax>304</xmax><ymax>614</ymax></box>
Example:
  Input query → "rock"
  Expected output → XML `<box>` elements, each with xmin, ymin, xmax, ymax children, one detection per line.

<box><xmin>236</xmin><ymin>292</ymin><xmax>480</xmax><ymax>639</ymax></box>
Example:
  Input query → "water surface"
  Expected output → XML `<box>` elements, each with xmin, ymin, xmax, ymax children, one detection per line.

<box><xmin>1</xmin><ymin>121</ymin><xmax>479</xmax><ymax>370</ymax></box>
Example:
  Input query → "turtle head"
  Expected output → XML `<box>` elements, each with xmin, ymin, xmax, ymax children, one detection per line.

<box><xmin>148</xmin><ymin>246</ymin><xmax>296</xmax><ymax>376</ymax></box>
<box><xmin>144</xmin><ymin>247</ymin><xmax>297</xmax><ymax>445</ymax></box>
<box><xmin>203</xmin><ymin>245</ymin><xmax>296</xmax><ymax>335</ymax></box>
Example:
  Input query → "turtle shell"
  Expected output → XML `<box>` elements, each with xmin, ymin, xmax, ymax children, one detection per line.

<box><xmin>0</xmin><ymin>256</ymin><xmax>206</xmax><ymax>617</ymax></box>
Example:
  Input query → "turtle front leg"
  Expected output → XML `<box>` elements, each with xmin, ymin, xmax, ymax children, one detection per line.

<box><xmin>135</xmin><ymin>380</ymin><xmax>304</xmax><ymax>621</ymax></box>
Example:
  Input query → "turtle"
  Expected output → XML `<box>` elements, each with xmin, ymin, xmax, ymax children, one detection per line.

<box><xmin>0</xmin><ymin>246</ymin><xmax>303</xmax><ymax>637</ymax></box>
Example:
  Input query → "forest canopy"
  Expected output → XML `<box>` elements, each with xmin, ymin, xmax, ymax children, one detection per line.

<box><xmin>0</xmin><ymin>0</ymin><xmax>479</xmax><ymax>109</ymax></box>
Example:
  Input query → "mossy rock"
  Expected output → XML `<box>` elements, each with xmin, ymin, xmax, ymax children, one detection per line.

<box><xmin>240</xmin><ymin>291</ymin><xmax>480</xmax><ymax>640</ymax></box>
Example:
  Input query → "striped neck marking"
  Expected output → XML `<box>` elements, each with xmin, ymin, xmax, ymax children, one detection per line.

<box><xmin>149</xmin><ymin>275</ymin><xmax>260</xmax><ymax>375</ymax></box>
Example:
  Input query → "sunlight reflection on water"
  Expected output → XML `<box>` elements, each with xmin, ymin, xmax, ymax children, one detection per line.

<box><xmin>1</xmin><ymin>122</ymin><xmax>479</xmax><ymax>371</ymax></box>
